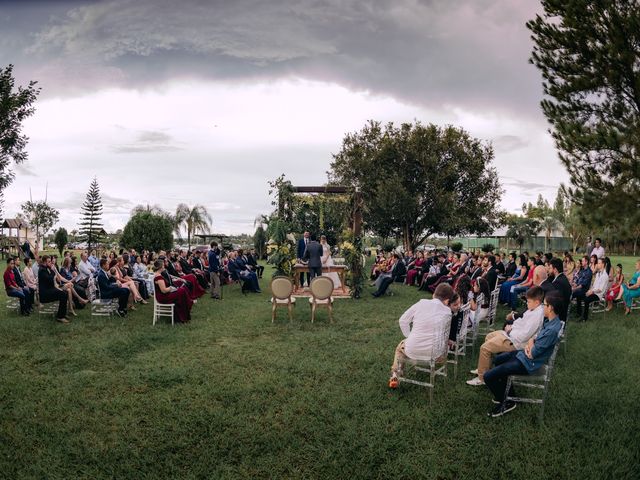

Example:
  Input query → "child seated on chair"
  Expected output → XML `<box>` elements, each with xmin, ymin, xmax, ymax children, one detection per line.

<box><xmin>466</xmin><ymin>286</ymin><xmax>545</xmax><ymax>387</ymax></box>
<box><xmin>483</xmin><ymin>291</ymin><xmax>563</xmax><ymax>418</ymax></box>
<box><xmin>388</xmin><ymin>284</ymin><xmax>460</xmax><ymax>388</ymax></box>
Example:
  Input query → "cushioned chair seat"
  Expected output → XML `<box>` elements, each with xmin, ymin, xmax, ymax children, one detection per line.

<box><xmin>271</xmin><ymin>297</ymin><xmax>296</xmax><ymax>304</ymax></box>
<box><xmin>309</xmin><ymin>297</ymin><xmax>333</xmax><ymax>304</ymax></box>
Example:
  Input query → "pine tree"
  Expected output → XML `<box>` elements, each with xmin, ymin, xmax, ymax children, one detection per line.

<box><xmin>79</xmin><ymin>178</ymin><xmax>104</xmax><ymax>251</ymax></box>
<box><xmin>527</xmin><ymin>1</ymin><xmax>640</xmax><ymax>226</ymax></box>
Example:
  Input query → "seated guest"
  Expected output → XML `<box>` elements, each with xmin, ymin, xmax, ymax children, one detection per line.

<box><xmin>111</xmin><ymin>256</ymin><xmax>146</xmax><ymax>307</ymax></box>
<box><xmin>504</xmin><ymin>253</ymin><xmax>517</xmax><ymax>279</ymax></box>
<box><xmin>53</xmin><ymin>257</ymin><xmax>89</xmax><ymax>315</ymax></box>
<box><xmin>563</xmin><ymin>252</ymin><xmax>576</xmax><ymax>277</ymax></box>
<box><xmin>470</xmin><ymin>277</ymin><xmax>491</xmax><ymax>327</ymax></box>
<box><xmin>153</xmin><ymin>259</ymin><xmax>193</xmax><ymax>323</ymax></box>
<box><xmin>22</xmin><ymin>258</ymin><xmax>38</xmax><ymax>309</ymax></box>
<box><xmin>121</xmin><ymin>254</ymin><xmax>149</xmax><ymax>300</ymax></box>
<box><xmin>467</xmin><ymin>286</ymin><xmax>545</xmax><ymax>386</ymax></box>
<box><xmin>405</xmin><ymin>251</ymin><xmax>425</xmax><ymax>286</ymax></box>
<box><xmin>605</xmin><ymin>263</ymin><xmax>624</xmax><ymax>311</ymax></box>
<box><xmin>469</xmin><ymin>255</ymin><xmax>484</xmax><ymax>281</ymax></box>
<box><xmin>178</xmin><ymin>249</ymin><xmax>208</xmax><ymax>289</ymax></box>
<box><xmin>372</xmin><ymin>253</ymin><xmax>406</xmax><ymax>297</ymax></box>
<box><xmin>549</xmin><ymin>258</ymin><xmax>571</xmax><ymax>322</ymax></box>
<box><xmin>247</xmin><ymin>248</ymin><xmax>264</xmax><ymax>278</ymax></box>
<box><xmin>4</xmin><ymin>258</ymin><xmax>32</xmax><ymax>315</ymax></box>
<box><xmin>482</xmin><ymin>255</ymin><xmax>499</xmax><ymax>291</ymax></box>
<box><xmin>419</xmin><ymin>254</ymin><xmax>448</xmax><ymax>291</ymax></box>
<box><xmin>576</xmin><ymin>257</ymin><xmax>608</xmax><ymax>321</ymax></box>
<box><xmin>498</xmin><ymin>254</ymin><xmax>527</xmax><ymax>303</ymax></box>
<box><xmin>494</xmin><ymin>253</ymin><xmax>506</xmax><ymax>276</ymax></box>
<box><xmin>425</xmin><ymin>253</ymin><xmax>463</xmax><ymax>293</ymax></box>
<box><xmin>88</xmin><ymin>249</ymin><xmax>100</xmax><ymax>269</ymax></box>
<box><xmin>38</xmin><ymin>255</ymin><xmax>71</xmax><ymax>323</ymax></box>
<box><xmin>484</xmin><ymin>291</ymin><xmax>564</xmax><ymax>417</ymax></box>
<box><xmin>97</xmin><ymin>258</ymin><xmax>130</xmax><ymax>317</ymax></box>
<box><xmin>589</xmin><ymin>254</ymin><xmax>598</xmax><ymax>274</ymax></box>
<box><xmin>571</xmin><ymin>256</ymin><xmax>593</xmax><ymax>302</ymax></box>
<box><xmin>133</xmin><ymin>255</ymin><xmax>150</xmax><ymax>278</ymax></box>
<box><xmin>507</xmin><ymin>257</ymin><xmax>537</xmax><ymax>310</ymax></box>
<box><xmin>77</xmin><ymin>252</ymin><xmax>96</xmax><ymax>284</ymax></box>
<box><xmin>449</xmin><ymin>275</ymin><xmax>473</xmax><ymax>343</ymax></box>
<box><xmin>388</xmin><ymin>284</ymin><xmax>461</xmax><ymax>388</ymax></box>
<box><xmin>12</xmin><ymin>256</ymin><xmax>34</xmax><ymax>313</ymax></box>
<box><xmin>621</xmin><ymin>259</ymin><xmax>640</xmax><ymax>315</ymax></box>
<box><xmin>232</xmin><ymin>251</ymin><xmax>261</xmax><ymax>293</ymax></box>
<box><xmin>167</xmin><ymin>256</ymin><xmax>206</xmax><ymax>298</ymax></box>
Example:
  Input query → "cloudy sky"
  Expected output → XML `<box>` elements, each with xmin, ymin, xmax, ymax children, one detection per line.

<box><xmin>1</xmin><ymin>0</ymin><xmax>566</xmax><ymax>235</ymax></box>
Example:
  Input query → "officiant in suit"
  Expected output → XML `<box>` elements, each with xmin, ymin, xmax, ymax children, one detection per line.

<box><xmin>302</xmin><ymin>234</ymin><xmax>323</xmax><ymax>281</ymax></box>
<box><xmin>297</xmin><ymin>231</ymin><xmax>310</xmax><ymax>286</ymax></box>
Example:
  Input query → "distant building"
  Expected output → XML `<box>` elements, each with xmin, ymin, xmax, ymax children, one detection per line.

<box><xmin>452</xmin><ymin>226</ymin><xmax>572</xmax><ymax>253</ymax></box>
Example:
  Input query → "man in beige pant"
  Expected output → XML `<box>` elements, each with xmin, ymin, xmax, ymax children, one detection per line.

<box><xmin>466</xmin><ymin>286</ymin><xmax>545</xmax><ymax>386</ymax></box>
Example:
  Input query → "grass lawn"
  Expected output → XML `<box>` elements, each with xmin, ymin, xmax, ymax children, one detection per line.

<box><xmin>1</xmin><ymin>262</ymin><xmax>639</xmax><ymax>479</ymax></box>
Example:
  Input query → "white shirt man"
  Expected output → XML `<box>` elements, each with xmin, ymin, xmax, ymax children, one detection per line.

<box><xmin>77</xmin><ymin>253</ymin><xmax>95</xmax><ymax>282</ymax></box>
<box><xmin>591</xmin><ymin>240</ymin><xmax>605</xmax><ymax>259</ymax></box>
<box><xmin>389</xmin><ymin>284</ymin><xmax>460</xmax><ymax>388</ymax></box>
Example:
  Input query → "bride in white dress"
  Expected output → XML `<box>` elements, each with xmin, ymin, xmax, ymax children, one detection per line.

<box><xmin>320</xmin><ymin>235</ymin><xmax>341</xmax><ymax>289</ymax></box>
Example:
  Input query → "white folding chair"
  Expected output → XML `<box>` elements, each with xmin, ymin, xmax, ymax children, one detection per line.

<box><xmin>88</xmin><ymin>276</ymin><xmax>118</xmax><ymax>317</ymax></box>
<box><xmin>36</xmin><ymin>291</ymin><xmax>58</xmax><ymax>318</ymax></box>
<box><xmin>478</xmin><ymin>287</ymin><xmax>499</xmax><ymax>335</ymax></box>
<box><xmin>6</xmin><ymin>296</ymin><xmax>20</xmax><ymax>314</ymax></box>
<box><xmin>309</xmin><ymin>276</ymin><xmax>334</xmax><ymax>323</ymax></box>
<box><xmin>270</xmin><ymin>276</ymin><xmax>296</xmax><ymax>322</ymax></box>
<box><xmin>153</xmin><ymin>296</ymin><xmax>175</xmax><ymax>326</ymax></box>
<box><xmin>396</xmin><ymin>320</ymin><xmax>451</xmax><ymax>405</ymax></box>
<box><xmin>448</xmin><ymin>303</ymin><xmax>471</xmax><ymax>379</ymax></box>
<box><xmin>504</xmin><ymin>323</ymin><xmax>563</xmax><ymax>422</ymax></box>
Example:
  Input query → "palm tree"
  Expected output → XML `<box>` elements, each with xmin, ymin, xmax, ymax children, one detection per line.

<box><xmin>174</xmin><ymin>204</ymin><xmax>212</xmax><ymax>251</ymax></box>
<box><xmin>540</xmin><ymin>215</ymin><xmax>560</xmax><ymax>252</ymax></box>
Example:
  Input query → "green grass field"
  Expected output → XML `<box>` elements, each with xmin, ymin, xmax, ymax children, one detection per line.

<box><xmin>1</xmin><ymin>262</ymin><xmax>639</xmax><ymax>479</ymax></box>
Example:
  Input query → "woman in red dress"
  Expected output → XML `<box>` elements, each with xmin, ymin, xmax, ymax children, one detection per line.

<box><xmin>405</xmin><ymin>251</ymin><xmax>425</xmax><ymax>286</ymax></box>
<box><xmin>605</xmin><ymin>263</ymin><xmax>624</xmax><ymax>311</ymax></box>
<box><xmin>153</xmin><ymin>260</ymin><xmax>193</xmax><ymax>323</ymax></box>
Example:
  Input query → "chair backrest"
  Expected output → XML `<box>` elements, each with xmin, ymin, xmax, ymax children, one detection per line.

<box><xmin>488</xmin><ymin>287</ymin><xmax>500</xmax><ymax>323</ymax></box>
<box><xmin>458</xmin><ymin>303</ymin><xmax>471</xmax><ymax>339</ymax></box>
<box><xmin>432</xmin><ymin>315</ymin><xmax>452</xmax><ymax>361</ymax></box>
<box><xmin>271</xmin><ymin>276</ymin><xmax>294</xmax><ymax>300</ymax></box>
<box><xmin>310</xmin><ymin>276</ymin><xmax>334</xmax><ymax>300</ymax></box>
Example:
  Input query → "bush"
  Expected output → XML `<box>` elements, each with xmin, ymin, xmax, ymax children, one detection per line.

<box><xmin>382</xmin><ymin>241</ymin><xmax>396</xmax><ymax>253</ymax></box>
<box><xmin>481</xmin><ymin>243</ymin><xmax>495</xmax><ymax>253</ymax></box>
<box><xmin>120</xmin><ymin>211</ymin><xmax>174</xmax><ymax>252</ymax></box>
<box><xmin>450</xmin><ymin>242</ymin><xmax>463</xmax><ymax>252</ymax></box>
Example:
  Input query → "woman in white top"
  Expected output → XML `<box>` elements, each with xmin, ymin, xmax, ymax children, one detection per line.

<box><xmin>319</xmin><ymin>235</ymin><xmax>341</xmax><ymax>289</ymax></box>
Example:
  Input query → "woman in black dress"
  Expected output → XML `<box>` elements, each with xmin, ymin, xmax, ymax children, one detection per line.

<box><xmin>38</xmin><ymin>255</ymin><xmax>70</xmax><ymax>323</ymax></box>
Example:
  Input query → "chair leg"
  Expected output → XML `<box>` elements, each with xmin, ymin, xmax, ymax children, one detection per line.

<box><xmin>272</xmin><ymin>303</ymin><xmax>276</xmax><ymax>323</ymax></box>
<box><xmin>311</xmin><ymin>303</ymin><xmax>315</xmax><ymax>323</ymax></box>
<box><xmin>329</xmin><ymin>304</ymin><xmax>333</xmax><ymax>323</ymax></box>
<box><xmin>288</xmin><ymin>304</ymin><xmax>293</xmax><ymax>321</ymax></box>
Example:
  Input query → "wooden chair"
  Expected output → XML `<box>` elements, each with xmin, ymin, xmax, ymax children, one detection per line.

<box><xmin>309</xmin><ymin>276</ymin><xmax>334</xmax><ymax>323</ymax></box>
<box><xmin>270</xmin><ymin>276</ymin><xmax>295</xmax><ymax>322</ymax></box>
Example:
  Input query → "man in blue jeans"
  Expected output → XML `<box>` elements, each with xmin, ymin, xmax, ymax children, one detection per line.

<box><xmin>484</xmin><ymin>291</ymin><xmax>564</xmax><ymax>417</ymax></box>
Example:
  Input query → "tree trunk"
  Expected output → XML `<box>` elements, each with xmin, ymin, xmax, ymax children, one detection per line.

<box><xmin>402</xmin><ymin>224</ymin><xmax>411</xmax><ymax>252</ymax></box>
<box><xmin>634</xmin><ymin>237</ymin><xmax>638</xmax><ymax>256</ymax></box>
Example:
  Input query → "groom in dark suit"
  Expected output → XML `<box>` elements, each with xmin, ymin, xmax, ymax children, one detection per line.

<box><xmin>303</xmin><ymin>233</ymin><xmax>323</xmax><ymax>281</ymax></box>
<box><xmin>297</xmin><ymin>231</ymin><xmax>310</xmax><ymax>287</ymax></box>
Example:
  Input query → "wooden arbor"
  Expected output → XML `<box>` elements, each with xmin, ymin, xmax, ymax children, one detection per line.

<box><xmin>281</xmin><ymin>185</ymin><xmax>364</xmax><ymax>297</ymax></box>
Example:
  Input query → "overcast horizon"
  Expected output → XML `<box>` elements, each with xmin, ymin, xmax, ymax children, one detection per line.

<box><xmin>1</xmin><ymin>0</ymin><xmax>567</xmax><ymax>235</ymax></box>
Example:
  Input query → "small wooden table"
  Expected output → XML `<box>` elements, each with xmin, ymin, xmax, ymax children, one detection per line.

<box><xmin>294</xmin><ymin>263</ymin><xmax>348</xmax><ymax>293</ymax></box>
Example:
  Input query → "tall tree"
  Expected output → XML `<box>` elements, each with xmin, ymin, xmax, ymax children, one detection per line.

<box><xmin>329</xmin><ymin>120</ymin><xmax>502</xmax><ymax>250</ymax></box>
<box><xmin>0</xmin><ymin>65</ymin><xmax>40</xmax><ymax>198</ymax></box>
<box><xmin>505</xmin><ymin>214</ymin><xmax>540</xmax><ymax>253</ymax></box>
<box><xmin>54</xmin><ymin>227</ymin><xmax>68</xmax><ymax>256</ymax></box>
<box><xmin>174</xmin><ymin>203</ymin><xmax>212</xmax><ymax>251</ymax></box>
<box><xmin>79</xmin><ymin>178</ymin><xmax>104</xmax><ymax>252</ymax></box>
<box><xmin>21</xmin><ymin>200</ymin><xmax>59</xmax><ymax>249</ymax></box>
<box><xmin>528</xmin><ymin>1</ymin><xmax>640</xmax><ymax>224</ymax></box>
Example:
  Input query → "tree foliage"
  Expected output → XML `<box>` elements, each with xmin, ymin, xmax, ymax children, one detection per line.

<box><xmin>174</xmin><ymin>203</ymin><xmax>212</xmax><ymax>250</ymax></box>
<box><xmin>120</xmin><ymin>211</ymin><xmax>174</xmax><ymax>253</ymax></box>
<box><xmin>253</xmin><ymin>226</ymin><xmax>267</xmax><ymax>259</ymax></box>
<box><xmin>79</xmin><ymin>177</ymin><xmax>104</xmax><ymax>251</ymax></box>
<box><xmin>527</xmin><ymin>1</ymin><xmax>640</xmax><ymax>224</ymax></box>
<box><xmin>505</xmin><ymin>214</ymin><xmax>540</xmax><ymax>252</ymax></box>
<box><xmin>329</xmin><ymin>120</ymin><xmax>503</xmax><ymax>250</ymax></box>
<box><xmin>21</xmin><ymin>200</ymin><xmax>59</xmax><ymax>248</ymax></box>
<box><xmin>54</xmin><ymin>227</ymin><xmax>68</xmax><ymax>256</ymax></box>
<box><xmin>0</xmin><ymin>64</ymin><xmax>40</xmax><ymax>196</ymax></box>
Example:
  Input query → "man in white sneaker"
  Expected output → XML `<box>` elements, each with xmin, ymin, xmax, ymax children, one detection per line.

<box><xmin>466</xmin><ymin>286</ymin><xmax>545</xmax><ymax>386</ymax></box>
<box><xmin>388</xmin><ymin>283</ymin><xmax>461</xmax><ymax>388</ymax></box>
